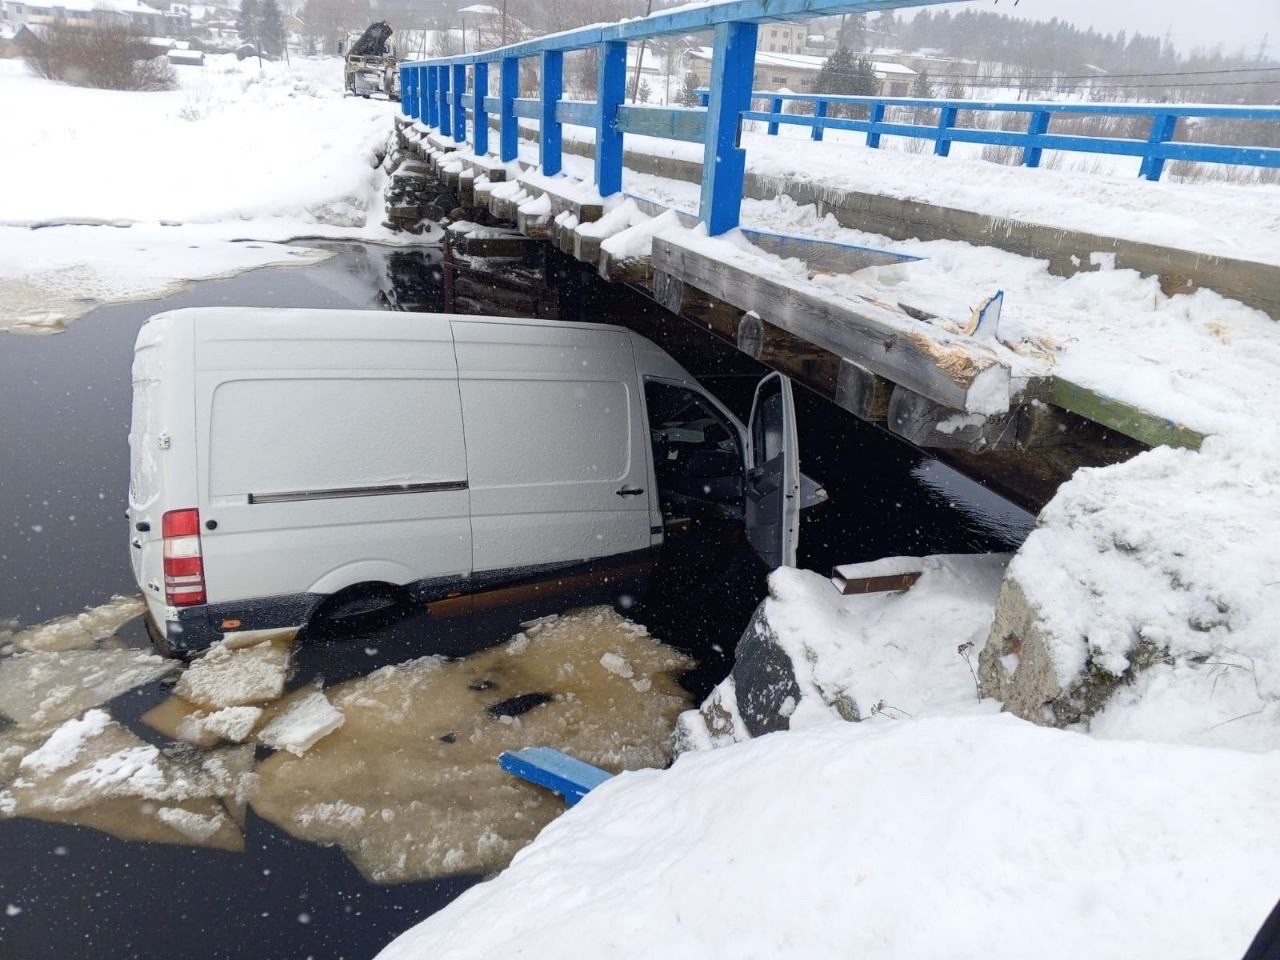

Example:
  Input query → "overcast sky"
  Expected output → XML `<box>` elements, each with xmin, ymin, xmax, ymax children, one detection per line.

<box><xmin>911</xmin><ymin>1</ymin><xmax>1276</xmax><ymax>58</ymax></box>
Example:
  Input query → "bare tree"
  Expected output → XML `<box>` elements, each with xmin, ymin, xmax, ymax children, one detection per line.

<box><xmin>27</xmin><ymin>19</ymin><xmax>177</xmax><ymax>91</ymax></box>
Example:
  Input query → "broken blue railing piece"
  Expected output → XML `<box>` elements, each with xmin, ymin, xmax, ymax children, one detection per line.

<box><xmin>499</xmin><ymin>747</ymin><xmax>614</xmax><ymax>806</ymax></box>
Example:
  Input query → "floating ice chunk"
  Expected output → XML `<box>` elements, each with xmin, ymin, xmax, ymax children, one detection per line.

<box><xmin>195</xmin><ymin>706</ymin><xmax>263</xmax><ymax>744</ymax></box>
<box><xmin>156</xmin><ymin>805</ymin><xmax>229</xmax><ymax>844</ymax></box>
<box><xmin>257</xmin><ymin>690</ymin><xmax>344</xmax><ymax>756</ymax></box>
<box><xmin>175</xmin><ymin>637</ymin><xmax>292</xmax><ymax>709</ymax></box>
<box><xmin>6</xmin><ymin>595</ymin><xmax>146</xmax><ymax>653</ymax></box>
<box><xmin>18</xmin><ymin>709</ymin><xmax>112</xmax><ymax>776</ymax></box>
<box><xmin>0</xmin><ymin>648</ymin><xmax>176</xmax><ymax>733</ymax></box>
<box><xmin>600</xmin><ymin>653</ymin><xmax>634</xmax><ymax>679</ymax></box>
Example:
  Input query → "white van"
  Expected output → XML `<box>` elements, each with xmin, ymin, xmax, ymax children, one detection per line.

<box><xmin>128</xmin><ymin>308</ymin><xmax>821</xmax><ymax>655</ymax></box>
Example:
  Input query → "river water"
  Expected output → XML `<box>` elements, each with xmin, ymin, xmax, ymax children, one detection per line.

<box><xmin>0</xmin><ymin>240</ymin><xmax>1032</xmax><ymax>960</ymax></box>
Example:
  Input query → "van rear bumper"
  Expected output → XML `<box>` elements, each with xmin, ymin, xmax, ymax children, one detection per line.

<box><xmin>163</xmin><ymin>593</ymin><xmax>324</xmax><ymax>656</ymax></box>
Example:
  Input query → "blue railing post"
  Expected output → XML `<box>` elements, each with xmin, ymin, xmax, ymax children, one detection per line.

<box><xmin>401</xmin><ymin>68</ymin><xmax>413</xmax><ymax>118</ymax></box>
<box><xmin>767</xmin><ymin>95</ymin><xmax>782</xmax><ymax>136</ymax></box>
<box><xmin>426</xmin><ymin>66</ymin><xmax>439</xmax><ymax>128</ymax></box>
<box><xmin>935</xmin><ymin>104</ymin><xmax>958</xmax><ymax>157</ymax></box>
<box><xmin>811</xmin><ymin>98</ymin><xmax>827</xmax><ymax>142</ymax></box>
<box><xmin>1023</xmin><ymin>109</ymin><xmax>1050</xmax><ymax>168</ymax></box>
<box><xmin>866</xmin><ymin>101</ymin><xmax>885</xmax><ymax>148</ymax></box>
<box><xmin>699</xmin><ymin>20</ymin><xmax>757</xmax><ymax>235</ymax></box>
<box><xmin>1139</xmin><ymin>114</ymin><xmax>1178</xmax><ymax>181</ymax></box>
<box><xmin>473</xmin><ymin>61</ymin><xmax>489</xmax><ymax>156</ymax></box>
<box><xmin>439</xmin><ymin>66</ymin><xmax>451</xmax><ymax>137</ymax></box>
<box><xmin>414</xmin><ymin>67</ymin><xmax>425</xmax><ymax>122</ymax></box>
<box><xmin>540</xmin><ymin>50</ymin><xmax>563</xmax><ymax>175</ymax></box>
<box><xmin>452</xmin><ymin>63</ymin><xmax>467</xmax><ymax>143</ymax></box>
<box><xmin>596</xmin><ymin>40</ymin><xmax>627</xmax><ymax>195</ymax></box>
<box><xmin>499</xmin><ymin>56</ymin><xmax>519</xmax><ymax>163</ymax></box>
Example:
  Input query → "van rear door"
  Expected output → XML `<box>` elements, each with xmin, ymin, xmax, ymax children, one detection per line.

<box><xmin>452</xmin><ymin>319</ymin><xmax>652</xmax><ymax>575</ymax></box>
<box><xmin>128</xmin><ymin>332</ymin><xmax>166</xmax><ymax>591</ymax></box>
<box><xmin>744</xmin><ymin>373</ymin><xmax>800</xmax><ymax>569</ymax></box>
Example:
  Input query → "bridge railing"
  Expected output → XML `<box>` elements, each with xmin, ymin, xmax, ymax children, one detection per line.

<box><xmin>399</xmin><ymin>0</ymin><xmax>958</xmax><ymax>235</ymax></box>
<box><xmin>399</xmin><ymin>0</ymin><xmax>1279</xmax><ymax>237</ymax></box>
<box><xmin>732</xmin><ymin>92</ymin><xmax>1280</xmax><ymax>181</ymax></box>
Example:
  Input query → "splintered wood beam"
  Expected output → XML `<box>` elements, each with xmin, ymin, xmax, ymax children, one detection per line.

<box><xmin>833</xmin><ymin>359</ymin><xmax>892</xmax><ymax>424</ymax></box>
<box><xmin>651</xmin><ymin>235</ymin><xmax>1010</xmax><ymax>414</ymax></box>
<box><xmin>1050</xmin><ymin>377</ymin><xmax>1205</xmax><ymax>451</ymax></box>
<box><xmin>887</xmin><ymin>385</ymin><xmax>1022</xmax><ymax>453</ymax></box>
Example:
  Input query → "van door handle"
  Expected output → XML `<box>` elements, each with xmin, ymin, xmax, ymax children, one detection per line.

<box><xmin>616</xmin><ymin>486</ymin><xmax>645</xmax><ymax>497</ymax></box>
<box><xmin>131</xmin><ymin>538</ymin><xmax>142</xmax><ymax>550</ymax></box>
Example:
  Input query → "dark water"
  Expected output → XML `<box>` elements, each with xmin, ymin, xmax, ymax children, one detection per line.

<box><xmin>0</xmin><ymin>240</ymin><xmax>1032</xmax><ymax>960</ymax></box>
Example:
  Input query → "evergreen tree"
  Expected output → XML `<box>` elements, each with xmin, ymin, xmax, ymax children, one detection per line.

<box><xmin>636</xmin><ymin>78</ymin><xmax>651</xmax><ymax>103</ymax></box>
<box><xmin>815</xmin><ymin>48</ymin><xmax>878</xmax><ymax>117</ymax></box>
<box><xmin>236</xmin><ymin>0</ymin><xmax>260</xmax><ymax>41</ymax></box>
<box><xmin>678</xmin><ymin>70</ymin><xmax>701</xmax><ymax>107</ymax></box>
<box><xmin>910</xmin><ymin>67</ymin><xmax>934</xmax><ymax>99</ymax></box>
<box><xmin>838</xmin><ymin>13</ymin><xmax>866</xmax><ymax>51</ymax></box>
<box><xmin>259</xmin><ymin>0</ymin><xmax>285</xmax><ymax>56</ymax></box>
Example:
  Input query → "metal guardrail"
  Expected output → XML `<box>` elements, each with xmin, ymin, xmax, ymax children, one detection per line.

<box><xmin>735</xmin><ymin>92</ymin><xmax>1280</xmax><ymax>181</ymax></box>
<box><xmin>399</xmin><ymin>0</ymin><xmax>954</xmax><ymax>235</ymax></box>
<box><xmin>399</xmin><ymin>0</ymin><xmax>1280</xmax><ymax>235</ymax></box>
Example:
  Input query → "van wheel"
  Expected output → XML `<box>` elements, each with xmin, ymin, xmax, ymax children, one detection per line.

<box><xmin>305</xmin><ymin>584</ymin><xmax>408</xmax><ymax>642</ymax></box>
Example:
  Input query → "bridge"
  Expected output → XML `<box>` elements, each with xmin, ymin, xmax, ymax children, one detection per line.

<box><xmin>392</xmin><ymin>0</ymin><xmax>1280</xmax><ymax>510</ymax></box>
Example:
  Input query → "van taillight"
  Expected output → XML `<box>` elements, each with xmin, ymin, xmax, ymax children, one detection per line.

<box><xmin>162</xmin><ymin>508</ymin><xmax>206</xmax><ymax>606</ymax></box>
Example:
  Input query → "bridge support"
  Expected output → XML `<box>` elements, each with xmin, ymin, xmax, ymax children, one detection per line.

<box><xmin>596</xmin><ymin>40</ymin><xmax>627</xmax><ymax>196</ymax></box>
<box><xmin>699</xmin><ymin>20</ymin><xmax>757</xmax><ymax>235</ymax></box>
<box><xmin>500</xmin><ymin>57</ymin><xmax>519</xmax><ymax>163</ymax></box>
<box><xmin>541</xmin><ymin>51</ymin><xmax>564</xmax><ymax>175</ymax></box>
<box><xmin>452</xmin><ymin>63</ymin><xmax>467</xmax><ymax>143</ymax></box>
<box><xmin>473</xmin><ymin>62</ymin><xmax>489</xmax><ymax>157</ymax></box>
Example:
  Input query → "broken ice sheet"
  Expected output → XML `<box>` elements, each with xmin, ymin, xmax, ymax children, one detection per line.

<box><xmin>256</xmin><ymin>688</ymin><xmax>344</xmax><ymax>757</ymax></box>
<box><xmin>3</xmin><ymin>595</ymin><xmax>146</xmax><ymax>653</ymax></box>
<box><xmin>0</xmin><ymin>647</ymin><xmax>176</xmax><ymax>734</ymax></box>
<box><xmin>251</xmin><ymin>606</ymin><xmax>692</xmax><ymax>884</ymax></box>
<box><xmin>5</xmin><ymin>709</ymin><xmax>253</xmax><ymax>851</ymax></box>
<box><xmin>142</xmin><ymin>698</ymin><xmax>264</xmax><ymax>747</ymax></box>
<box><xmin>174</xmin><ymin>634</ymin><xmax>295</xmax><ymax>709</ymax></box>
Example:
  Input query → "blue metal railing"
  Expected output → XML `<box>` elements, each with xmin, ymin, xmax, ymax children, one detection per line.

<box><xmin>736</xmin><ymin>93</ymin><xmax>1280</xmax><ymax>181</ymax></box>
<box><xmin>399</xmin><ymin>0</ymin><xmax>955</xmax><ymax>235</ymax></box>
<box><xmin>401</xmin><ymin>0</ymin><xmax>1280</xmax><ymax>235</ymax></box>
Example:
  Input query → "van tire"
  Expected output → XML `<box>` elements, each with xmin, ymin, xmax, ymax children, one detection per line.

<box><xmin>304</xmin><ymin>583</ymin><xmax>408</xmax><ymax>641</ymax></box>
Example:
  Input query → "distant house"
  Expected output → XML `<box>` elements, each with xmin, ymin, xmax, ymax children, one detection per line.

<box><xmin>757</xmin><ymin>21</ymin><xmax>806</xmax><ymax>55</ymax></box>
<box><xmin>686</xmin><ymin>47</ymin><xmax>917</xmax><ymax>97</ymax></box>
<box><xmin>0</xmin><ymin>0</ymin><xmax>167</xmax><ymax>35</ymax></box>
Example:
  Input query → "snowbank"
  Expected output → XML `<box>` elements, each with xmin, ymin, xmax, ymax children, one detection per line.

<box><xmin>680</xmin><ymin>557</ymin><xmax>1008</xmax><ymax>749</ymax></box>
<box><xmin>981</xmin><ymin>436</ymin><xmax>1280</xmax><ymax>752</ymax></box>
<box><xmin>377</xmin><ymin>714</ymin><xmax>1280</xmax><ymax>960</ymax></box>
<box><xmin>0</xmin><ymin>56</ymin><xmax>402</xmax><ymax>332</ymax></box>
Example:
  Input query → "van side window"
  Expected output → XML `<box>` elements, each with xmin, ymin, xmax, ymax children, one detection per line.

<box><xmin>644</xmin><ymin>381</ymin><xmax>743</xmax><ymax>515</ymax></box>
<box><xmin>751</xmin><ymin>378</ymin><xmax>785</xmax><ymax>466</ymax></box>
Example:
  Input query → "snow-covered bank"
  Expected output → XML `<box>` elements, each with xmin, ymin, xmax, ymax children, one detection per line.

<box><xmin>377</xmin><ymin>714</ymin><xmax>1280</xmax><ymax>960</ymax></box>
<box><xmin>0</xmin><ymin>56</ymin><xmax>404</xmax><ymax>332</ymax></box>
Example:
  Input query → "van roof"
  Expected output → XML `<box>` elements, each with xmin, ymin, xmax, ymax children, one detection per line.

<box><xmin>140</xmin><ymin>307</ymin><xmax>697</xmax><ymax>382</ymax></box>
<box><xmin>148</xmin><ymin>307</ymin><xmax>649</xmax><ymax>339</ymax></box>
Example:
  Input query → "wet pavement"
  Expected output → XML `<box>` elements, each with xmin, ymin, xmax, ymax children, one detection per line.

<box><xmin>0</xmin><ymin>240</ymin><xmax>1033</xmax><ymax>960</ymax></box>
